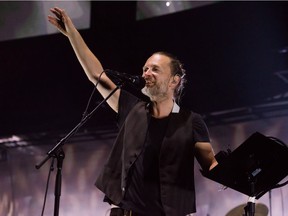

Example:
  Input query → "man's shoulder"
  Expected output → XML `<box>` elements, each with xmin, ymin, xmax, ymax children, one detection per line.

<box><xmin>178</xmin><ymin>107</ymin><xmax>205</xmax><ymax>122</ymax></box>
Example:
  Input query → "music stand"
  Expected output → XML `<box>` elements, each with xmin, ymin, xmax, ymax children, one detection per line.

<box><xmin>202</xmin><ymin>132</ymin><xmax>288</xmax><ymax>216</ymax></box>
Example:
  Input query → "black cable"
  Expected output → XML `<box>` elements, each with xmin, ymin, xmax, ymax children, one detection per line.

<box><xmin>281</xmin><ymin>188</ymin><xmax>284</xmax><ymax>216</ymax></box>
<box><xmin>41</xmin><ymin>157</ymin><xmax>55</xmax><ymax>216</ymax></box>
<box><xmin>39</xmin><ymin>70</ymin><xmax>107</xmax><ymax>215</ymax></box>
<box><xmin>81</xmin><ymin>70</ymin><xmax>105</xmax><ymax>120</ymax></box>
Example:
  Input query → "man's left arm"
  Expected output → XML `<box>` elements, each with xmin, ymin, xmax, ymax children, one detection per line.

<box><xmin>195</xmin><ymin>142</ymin><xmax>218</xmax><ymax>172</ymax></box>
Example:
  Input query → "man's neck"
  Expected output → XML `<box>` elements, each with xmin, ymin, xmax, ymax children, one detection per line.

<box><xmin>150</xmin><ymin>98</ymin><xmax>174</xmax><ymax>119</ymax></box>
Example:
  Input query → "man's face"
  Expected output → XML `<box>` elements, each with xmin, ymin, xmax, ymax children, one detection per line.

<box><xmin>141</xmin><ymin>53</ymin><xmax>174</xmax><ymax>100</ymax></box>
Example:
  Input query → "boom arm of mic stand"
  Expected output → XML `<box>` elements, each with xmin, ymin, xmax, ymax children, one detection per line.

<box><xmin>35</xmin><ymin>84</ymin><xmax>122</xmax><ymax>169</ymax></box>
<box><xmin>35</xmin><ymin>84</ymin><xmax>122</xmax><ymax>216</ymax></box>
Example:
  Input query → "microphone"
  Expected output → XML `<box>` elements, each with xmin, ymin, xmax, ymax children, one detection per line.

<box><xmin>104</xmin><ymin>69</ymin><xmax>145</xmax><ymax>89</ymax></box>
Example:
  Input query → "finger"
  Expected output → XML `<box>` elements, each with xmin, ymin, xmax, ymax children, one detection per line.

<box><xmin>47</xmin><ymin>15</ymin><xmax>58</xmax><ymax>26</ymax></box>
<box><xmin>53</xmin><ymin>7</ymin><xmax>63</xmax><ymax>13</ymax></box>
<box><xmin>49</xmin><ymin>8</ymin><xmax>67</xmax><ymax>30</ymax></box>
<box><xmin>50</xmin><ymin>8</ymin><xmax>62</xmax><ymax>21</ymax></box>
<box><xmin>53</xmin><ymin>7</ymin><xmax>67</xmax><ymax>20</ymax></box>
<box><xmin>48</xmin><ymin>15</ymin><xmax>66</xmax><ymax>32</ymax></box>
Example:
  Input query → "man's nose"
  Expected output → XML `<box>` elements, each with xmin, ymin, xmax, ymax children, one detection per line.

<box><xmin>143</xmin><ymin>69</ymin><xmax>152</xmax><ymax>77</ymax></box>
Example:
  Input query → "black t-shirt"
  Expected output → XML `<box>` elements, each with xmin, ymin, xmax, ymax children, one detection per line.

<box><xmin>121</xmin><ymin>115</ymin><xmax>170</xmax><ymax>215</ymax></box>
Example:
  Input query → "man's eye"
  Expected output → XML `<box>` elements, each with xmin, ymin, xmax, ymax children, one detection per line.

<box><xmin>152</xmin><ymin>68</ymin><xmax>159</xmax><ymax>72</ymax></box>
<box><xmin>143</xmin><ymin>67</ymin><xmax>148</xmax><ymax>72</ymax></box>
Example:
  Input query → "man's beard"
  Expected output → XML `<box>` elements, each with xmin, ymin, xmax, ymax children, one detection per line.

<box><xmin>141</xmin><ymin>80</ymin><xmax>169</xmax><ymax>101</ymax></box>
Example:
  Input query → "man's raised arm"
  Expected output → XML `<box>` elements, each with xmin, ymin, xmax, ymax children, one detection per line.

<box><xmin>48</xmin><ymin>7</ymin><xmax>120</xmax><ymax>112</ymax></box>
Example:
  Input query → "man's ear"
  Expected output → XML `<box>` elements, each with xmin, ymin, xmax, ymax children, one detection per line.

<box><xmin>171</xmin><ymin>74</ymin><xmax>181</xmax><ymax>85</ymax></box>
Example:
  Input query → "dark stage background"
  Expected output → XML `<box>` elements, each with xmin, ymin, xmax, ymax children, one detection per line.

<box><xmin>1</xmin><ymin>1</ymin><xmax>288</xmax><ymax>216</ymax></box>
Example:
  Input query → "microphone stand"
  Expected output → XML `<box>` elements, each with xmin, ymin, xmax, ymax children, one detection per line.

<box><xmin>244</xmin><ymin>180</ymin><xmax>256</xmax><ymax>216</ymax></box>
<box><xmin>35</xmin><ymin>83</ymin><xmax>122</xmax><ymax>216</ymax></box>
